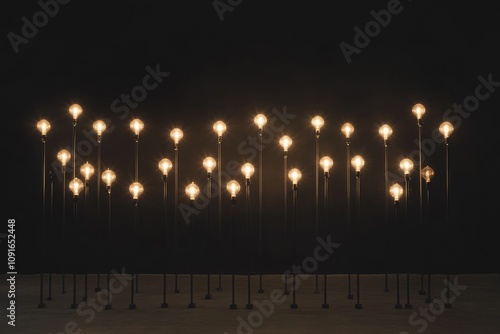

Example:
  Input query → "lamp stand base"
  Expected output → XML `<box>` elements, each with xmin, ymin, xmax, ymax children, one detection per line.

<box><xmin>405</xmin><ymin>304</ymin><xmax>413</xmax><ymax>309</ymax></box>
<box><xmin>216</xmin><ymin>287</ymin><xmax>223</xmax><ymax>291</ymax></box>
<box><xmin>445</xmin><ymin>303</ymin><xmax>452</xmax><ymax>308</ymax></box>
<box><xmin>314</xmin><ymin>290</ymin><xmax>321</xmax><ymax>294</ymax></box>
<box><xmin>205</xmin><ymin>294</ymin><xmax>212</xmax><ymax>300</ymax></box>
<box><xmin>290</xmin><ymin>304</ymin><xmax>298</xmax><ymax>309</ymax></box>
<box><xmin>395</xmin><ymin>304</ymin><xmax>402</xmax><ymax>309</ymax></box>
<box><xmin>258</xmin><ymin>289</ymin><xmax>264</xmax><ymax>294</ymax></box>
<box><xmin>419</xmin><ymin>290</ymin><xmax>426</xmax><ymax>295</ymax></box>
<box><xmin>105</xmin><ymin>304</ymin><xmax>112</xmax><ymax>310</ymax></box>
<box><xmin>246</xmin><ymin>304</ymin><xmax>253</xmax><ymax>309</ymax></box>
<box><xmin>161</xmin><ymin>303</ymin><xmax>169</xmax><ymax>308</ymax></box>
<box><xmin>38</xmin><ymin>303</ymin><xmax>46</xmax><ymax>309</ymax></box>
<box><xmin>355</xmin><ymin>304</ymin><xmax>362</xmax><ymax>309</ymax></box>
<box><xmin>188</xmin><ymin>303</ymin><xmax>196</xmax><ymax>309</ymax></box>
<box><xmin>70</xmin><ymin>304</ymin><xmax>77</xmax><ymax>309</ymax></box>
<box><xmin>129</xmin><ymin>304</ymin><xmax>136</xmax><ymax>309</ymax></box>
<box><xmin>229</xmin><ymin>304</ymin><xmax>237</xmax><ymax>310</ymax></box>
<box><xmin>347</xmin><ymin>294</ymin><xmax>353</xmax><ymax>300</ymax></box>
<box><xmin>322</xmin><ymin>303</ymin><xmax>329</xmax><ymax>309</ymax></box>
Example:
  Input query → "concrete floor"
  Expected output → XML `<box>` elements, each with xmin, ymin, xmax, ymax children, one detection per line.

<box><xmin>2</xmin><ymin>272</ymin><xmax>499</xmax><ymax>333</ymax></box>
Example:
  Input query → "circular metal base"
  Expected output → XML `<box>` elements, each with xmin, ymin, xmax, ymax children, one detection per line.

<box><xmin>161</xmin><ymin>303</ymin><xmax>169</xmax><ymax>308</ymax></box>
<box><xmin>188</xmin><ymin>303</ymin><xmax>196</xmax><ymax>309</ymax></box>
<box><xmin>405</xmin><ymin>304</ymin><xmax>413</xmax><ymax>309</ymax></box>
<box><xmin>355</xmin><ymin>303</ymin><xmax>363</xmax><ymax>309</ymax></box>
<box><xmin>205</xmin><ymin>294</ymin><xmax>212</xmax><ymax>300</ymax></box>
<box><xmin>229</xmin><ymin>304</ymin><xmax>237</xmax><ymax>310</ymax></box>
<box><xmin>395</xmin><ymin>304</ymin><xmax>402</xmax><ymax>309</ymax></box>
<box><xmin>38</xmin><ymin>303</ymin><xmax>46</xmax><ymax>308</ymax></box>
<box><xmin>216</xmin><ymin>287</ymin><xmax>223</xmax><ymax>291</ymax></box>
<box><xmin>105</xmin><ymin>304</ymin><xmax>112</xmax><ymax>310</ymax></box>
<box><xmin>347</xmin><ymin>294</ymin><xmax>354</xmax><ymax>299</ymax></box>
<box><xmin>174</xmin><ymin>289</ymin><xmax>180</xmax><ymax>294</ymax></box>
<box><xmin>384</xmin><ymin>288</ymin><xmax>389</xmax><ymax>292</ymax></box>
<box><xmin>322</xmin><ymin>303</ymin><xmax>329</xmax><ymax>309</ymax></box>
<box><xmin>290</xmin><ymin>304</ymin><xmax>298</xmax><ymax>309</ymax></box>
<box><xmin>47</xmin><ymin>296</ymin><xmax>52</xmax><ymax>301</ymax></box>
<box><xmin>246</xmin><ymin>304</ymin><xmax>253</xmax><ymax>309</ymax></box>
<box><xmin>284</xmin><ymin>290</ymin><xmax>290</xmax><ymax>295</ymax></box>
<box><xmin>70</xmin><ymin>304</ymin><xmax>78</xmax><ymax>309</ymax></box>
<box><xmin>258</xmin><ymin>289</ymin><xmax>264</xmax><ymax>294</ymax></box>
<box><xmin>314</xmin><ymin>290</ymin><xmax>321</xmax><ymax>294</ymax></box>
<box><xmin>129</xmin><ymin>304</ymin><xmax>136</xmax><ymax>309</ymax></box>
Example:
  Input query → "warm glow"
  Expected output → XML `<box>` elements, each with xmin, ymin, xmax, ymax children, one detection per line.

<box><xmin>130</xmin><ymin>119</ymin><xmax>144</xmax><ymax>135</ymax></box>
<box><xmin>129</xmin><ymin>182</ymin><xmax>144</xmax><ymax>199</ymax></box>
<box><xmin>279</xmin><ymin>135</ymin><xmax>292</xmax><ymax>151</ymax></box>
<box><xmin>389</xmin><ymin>183</ymin><xmax>404</xmax><ymax>201</ymax></box>
<box><xmin>412</xmin><ymin>103</ymin><xmax>426</xmax><ymax>120</ymax></box>
<box><xmin>341</xmin><ymin>122</ymin><xmax>354</xmax><ymax>139</ymax></box>
<box><xmin>69</xmin><ymin>104</ymin><xmax>83</xmax><ymax>120</ymax></box>
<box><xmin>421</xmin><ymin>166</ymin><xmax>435</xmax><ymax>183</ymax></box>
<box><xmin>203</xmin><ymin>156</ymin><xmax>217</xmax><ymax>173</ymax></box>
<box><xmin>351</xmin><ymin>155</ymin><xmax>365</xmax><ymax>172</ymax></box>
<box><xmin>439</xmin><ymin>121</ymin><xmax>454</xmax><ymax>139</ymax></box>
<box><xmin>170</xmin><ymin>128</ymin><xmax>183</xmax><ymax>144</ymax></box>
<box><xmin>37</xmin><ymin>119</ymin><xmax>51</xmax><ymax>136</ymax></box>
<box><xmin>158</xmin><ymin>158</ymin><xmax>173</xmax><ymax>176</ymax></box>
<box><xmin>399</xmin><ymin>158</ymin><xmax>414</xmax><ymax>175</ymax></box>
<box><xmin>57</xmin><ymin>149</ymin><xmax>71</xmax><ymax>166</ymax></box>
<box><xmin>254</xmin><ymin>114</ymin><xmax>267</xmax><ymax>129</ymax></box>
<box><xmin>80</xmin><ymin>161</ymin><xmax>95</xmax><ymax>180</ymax></box>
<box><xmin>185</xmin><ymin>182</ymin><xmax>200</xmax><ymax>200</ymax></box>
<box><xmin>227</xmin><ymin>180</ymin><xmax>241</xmax><ymax>198</ymax></box>
<box><xmin>311</xmin><ymin>116</ymin><xmax>325</xmax><ymax>131</ymax></box>
<box><xmin>101</xmin><ymin>169</ymin><xmax>116</xmax><ymax>187</ymax></box>
<box><xmin>93</xmin><ymin>120</ymin><xmax>107</xmax><ymax>136</ymax></box>
<box><xmin>288</xmin><ymin>168</ymin><xmax>302</xmax><ymax>185</ymax></box>
<box><xmin>69</xmin><ymin>178</ymin><xmax>84</xmax><ymax>196</ymax></box>
<box><xmin>213</xmin><ymin>121</ymin><xmax>227</xmax><ymax>136</ymax></box>
<box><xmin>379</xmin><ymin>124</ymin><xmax>393</xmax><ymax>140</ymax></box>
<box><xmin>319</xmin><ymin>156</ymin><xmax>334</xmax><ymax>173</ymax></box>
<box><xmin>241</xmin><ymin>163</ymin><xmax>255</xmax><ymax>179</ymax></box>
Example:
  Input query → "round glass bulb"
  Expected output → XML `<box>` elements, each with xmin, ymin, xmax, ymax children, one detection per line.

<box><xmin>158</xmin><ymin>158</ymin><xmax>173</xmax><ymax>175</ymax></box>
<box><xmin>227</xmin><ymin>180</ymin><xmax>241</xmax><ymax>198</ymax></box>
<box><xmin>101</xmin><ymin>169</ymin><xmax>116</xmax><ymax>187</ymax></box>
<box><xmin>379</xmin><ymin>124</ymin><xmax>393</xmax><ymax>140</ymax></box>
<box><xmin>129</xmin><ymin>182</ymin><xmax>144</xmax><ymax>199</ymax></box>
<box><xmin>390</xmin><ymin>183</ymin><xmax>404</xmax><ymax>201</ymax></box>
<box><xmin>341</xmin><ymin>122</ymin><xmax>354</xmax><ymax>139</ymax></box>
<box><xmin>170</xmin><ymin>128</ymin><xmax>183</xmax><ymax>144</ymax></box>
<box><xmin>37</xmin><ymin>119</ymin><xmax>51</xmax><ymax>136</ymax></box>
<box><xmin>351</xmin><ymin>155</ymin><xmax>365</xmax><ymax>172</ymax></box>
<box><xmin>57</xmin><ymin>149</ymin><xmax>71</xmax><ymax>166</ymax></box>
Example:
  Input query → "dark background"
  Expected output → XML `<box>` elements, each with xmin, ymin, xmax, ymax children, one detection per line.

<box><xmin>2</xmin><ymin>0</ymin><xmax>499</xmax><ymax>276</ymax></box>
